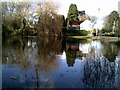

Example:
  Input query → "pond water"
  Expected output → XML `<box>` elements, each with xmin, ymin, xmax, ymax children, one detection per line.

<box><xmin>2</xmin><ymin>36</ymin><xmax>120</xmax><ymax>88</ymax></box>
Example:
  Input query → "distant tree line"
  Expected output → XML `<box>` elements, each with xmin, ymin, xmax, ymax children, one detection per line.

<box><xmin>2</xmin><ymin>2</ymin><xmax>102</xmax><ymax>36</ymax></box>
<box><xmin>102</xmin><ymin>11</ymin><xmax>120</xmax><ymax>38</ymax></box>
<box><xmin>2</xmin><ymin>2</ymin><xmax>31</xmax><ymax>35</ymax></box>
<box><xmin>2</xmin><ymin>2</ymin><xmax>66</xmax><ymax>36</ymax></box>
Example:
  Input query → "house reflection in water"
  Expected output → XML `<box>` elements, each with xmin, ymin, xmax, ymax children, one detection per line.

<box><xmin>79</xmin><ymin>43</ymin><xmax>92</xmax><ymax>60</ymax></box>
<box><xmin>65</xmin><ymin>39</ymin><xmax>92</xmax><ymax>67</ymax></box>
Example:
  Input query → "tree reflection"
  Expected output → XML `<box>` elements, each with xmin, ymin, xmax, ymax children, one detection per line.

<box><xmin>30</xmin><ymin>37</ymin><xmax>62</xmax><ymax>72</ymax></box>
<box><xmin>83</xmin><ymin>54</ymin><xmax>120</xmax><ymax>88</ymax></box>
<box><xmin>27</xmin><ymin>37</ymin><xmax>63</xmax><ymax>88</ymax></box>
<box><xmin>101</xmin><ymin>41</ymin><xmax>120</xmax><ymax>62</ymax></box>
<box><xmin>82</xmin><ymin>41</ymin><xmax>120</xmax><ymax>88</ymax></box>
<box><xmin>2</xmin><ymin>37</ymin><xmax>31</xmax><ymax>70</ymax></box>
<box><xmin>2</xmin><ymin>37</ymin><xmax>63</xmax><ymax>88</ymax></box>
<box><xmin>3</xmin><ymin>37</ymin><xmax>63</xmax><ymax>72</ymax></box>
<box><xmin>65</xmin><ymin>42</ymin><xmax>79</xmax><ymax>67</ymax></box>
<box><xmin>65</xmin><ymin>38</ymin><xmax>91</xmax><ymax>67</ymax></box>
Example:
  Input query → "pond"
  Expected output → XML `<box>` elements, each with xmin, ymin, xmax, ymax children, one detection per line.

<box><xmin>2</xmin><ymin>36</ymin><xmax>120</xmax><ymax>88</ymax></box>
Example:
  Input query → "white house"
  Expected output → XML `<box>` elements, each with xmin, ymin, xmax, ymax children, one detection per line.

<box><xmin>80</xmin><ymin>20</ymin><xmax>92</xmax><ymax>31</ymax></box>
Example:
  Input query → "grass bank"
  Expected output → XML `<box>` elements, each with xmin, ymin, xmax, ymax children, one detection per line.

<box><xmin>68</xmin><ymin>36</ymin><xmax>120</xmax><ymax>42</ymax></box>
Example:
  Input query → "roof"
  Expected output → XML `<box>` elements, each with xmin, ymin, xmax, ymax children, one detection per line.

<box><xmin>69</xmin><ymin>20</ymin><xmax>84</xmax><ymax>25</ymax></box>
<box><xmin>69</xmin><ymin>20</ymin><xmax>80</xmax><ymax>25</ymax></box>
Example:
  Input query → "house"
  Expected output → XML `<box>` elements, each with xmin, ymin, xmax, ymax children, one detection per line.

<box><xmin>80</xmin><ymin>20</ymin><xmax>92</xmax><ymax>31</ymax></box>
<box><xmin>69</xmin><ymin>20</ymin><xmax>81</xmax><ymax>30</ymax></box>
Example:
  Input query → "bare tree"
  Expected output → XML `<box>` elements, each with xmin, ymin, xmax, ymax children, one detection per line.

<box><xmin>36</xmin><ymin>2</ymin><xmax>63</xmax><ymax>36</ymax></box>
<box><xmin>2</xmin><ymin>2</ymin><xmax>32</xmax><ymax>35</ymax></box>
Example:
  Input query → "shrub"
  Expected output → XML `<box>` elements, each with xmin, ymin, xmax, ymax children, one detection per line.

<box><xmin>62</xmin><ymin>30</ymin><xmax>89</xmax><ymax>36</ymax></box>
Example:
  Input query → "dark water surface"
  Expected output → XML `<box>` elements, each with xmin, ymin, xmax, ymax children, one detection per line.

<box><xmin>2</xmin><ymin>36</ymin><xmax>120</xmax><ymax>88</ymax></box>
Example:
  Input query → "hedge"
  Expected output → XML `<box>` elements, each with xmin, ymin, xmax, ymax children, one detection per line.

<box><xmin>62</xmin><ymin>30</ymin><xmax>89</xmax><ymax>36</ymax></box>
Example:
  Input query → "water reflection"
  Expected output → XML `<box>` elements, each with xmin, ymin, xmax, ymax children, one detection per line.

<box><xmin>2</xmin><ymin>37</ymin><xmax>120</xmax><ymax>88</ymax></box>
<box><xmin>3</xmin><ymin>37</ymin><xmax>62</xmax><ymax>71</ymax></box>
<box><xmin>83</xmin><ymin>55</ymin><xmax>114</xmax><ymax>88</ymax></box>
<box><xmin>65</xmin><ymin>39</ymin><xmax>91</xmax><ymax>67</ymax></box>
<box><xmin>101</xmin><ymin>41</ymin><xmax>120</xmax><ymax>62</ymax></box>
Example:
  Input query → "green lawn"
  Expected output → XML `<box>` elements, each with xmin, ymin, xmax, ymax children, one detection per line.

<box><xmin>68</xmin><ymin>36</ymin><xmax>120</xmax><ymax>42</ymax></box>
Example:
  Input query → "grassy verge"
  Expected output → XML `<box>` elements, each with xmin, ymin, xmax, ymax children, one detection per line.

<box><xmin>93</xmin><ymin>36</ymin><xmax>119</xmax><ymax>42</ymax></box>
<box><xmin>68</xmin><ymin>36</ymin><xmax>120</xmax><ymax>42</ymax></box>
<box><xmin>68</xmin><ymin>36</ymin><xmax>92</xmax><ymax>39</ymax></box>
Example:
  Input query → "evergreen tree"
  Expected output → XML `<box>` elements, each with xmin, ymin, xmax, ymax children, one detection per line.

<box><xmin>67</xmin><ymin>4</ymin><xmax>78</xmax><ymax>21</ymax></box>
<box><xmin>66</xmin><ymin>4</ymin><xmax>87</xmax><ymax>29</ymax></box>
<box><xmin>67</xmin><ymin>4</ymin><xmax>78</xmax><ymax>29</ymax></box>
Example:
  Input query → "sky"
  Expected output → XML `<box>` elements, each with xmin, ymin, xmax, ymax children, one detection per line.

<box><xmin>2</xmin><ymin>0</ymin><xmax>119</xmax><ymax>17</ymax></box>
<box><xmin>56</xmin><ymin>0</ymin><xmax>119</xmax><ymax>18</ymax></box>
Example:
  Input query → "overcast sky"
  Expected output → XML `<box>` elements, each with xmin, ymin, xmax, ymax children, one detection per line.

<box><xmin>56</xmin><ymin>0</ymin><xmax>119</xmax><ymax>18</ymax></box>
<box><xmin>2</xmin><ymin>0</ymin><xmax>119</xmax><ymax>17</ymax></box>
